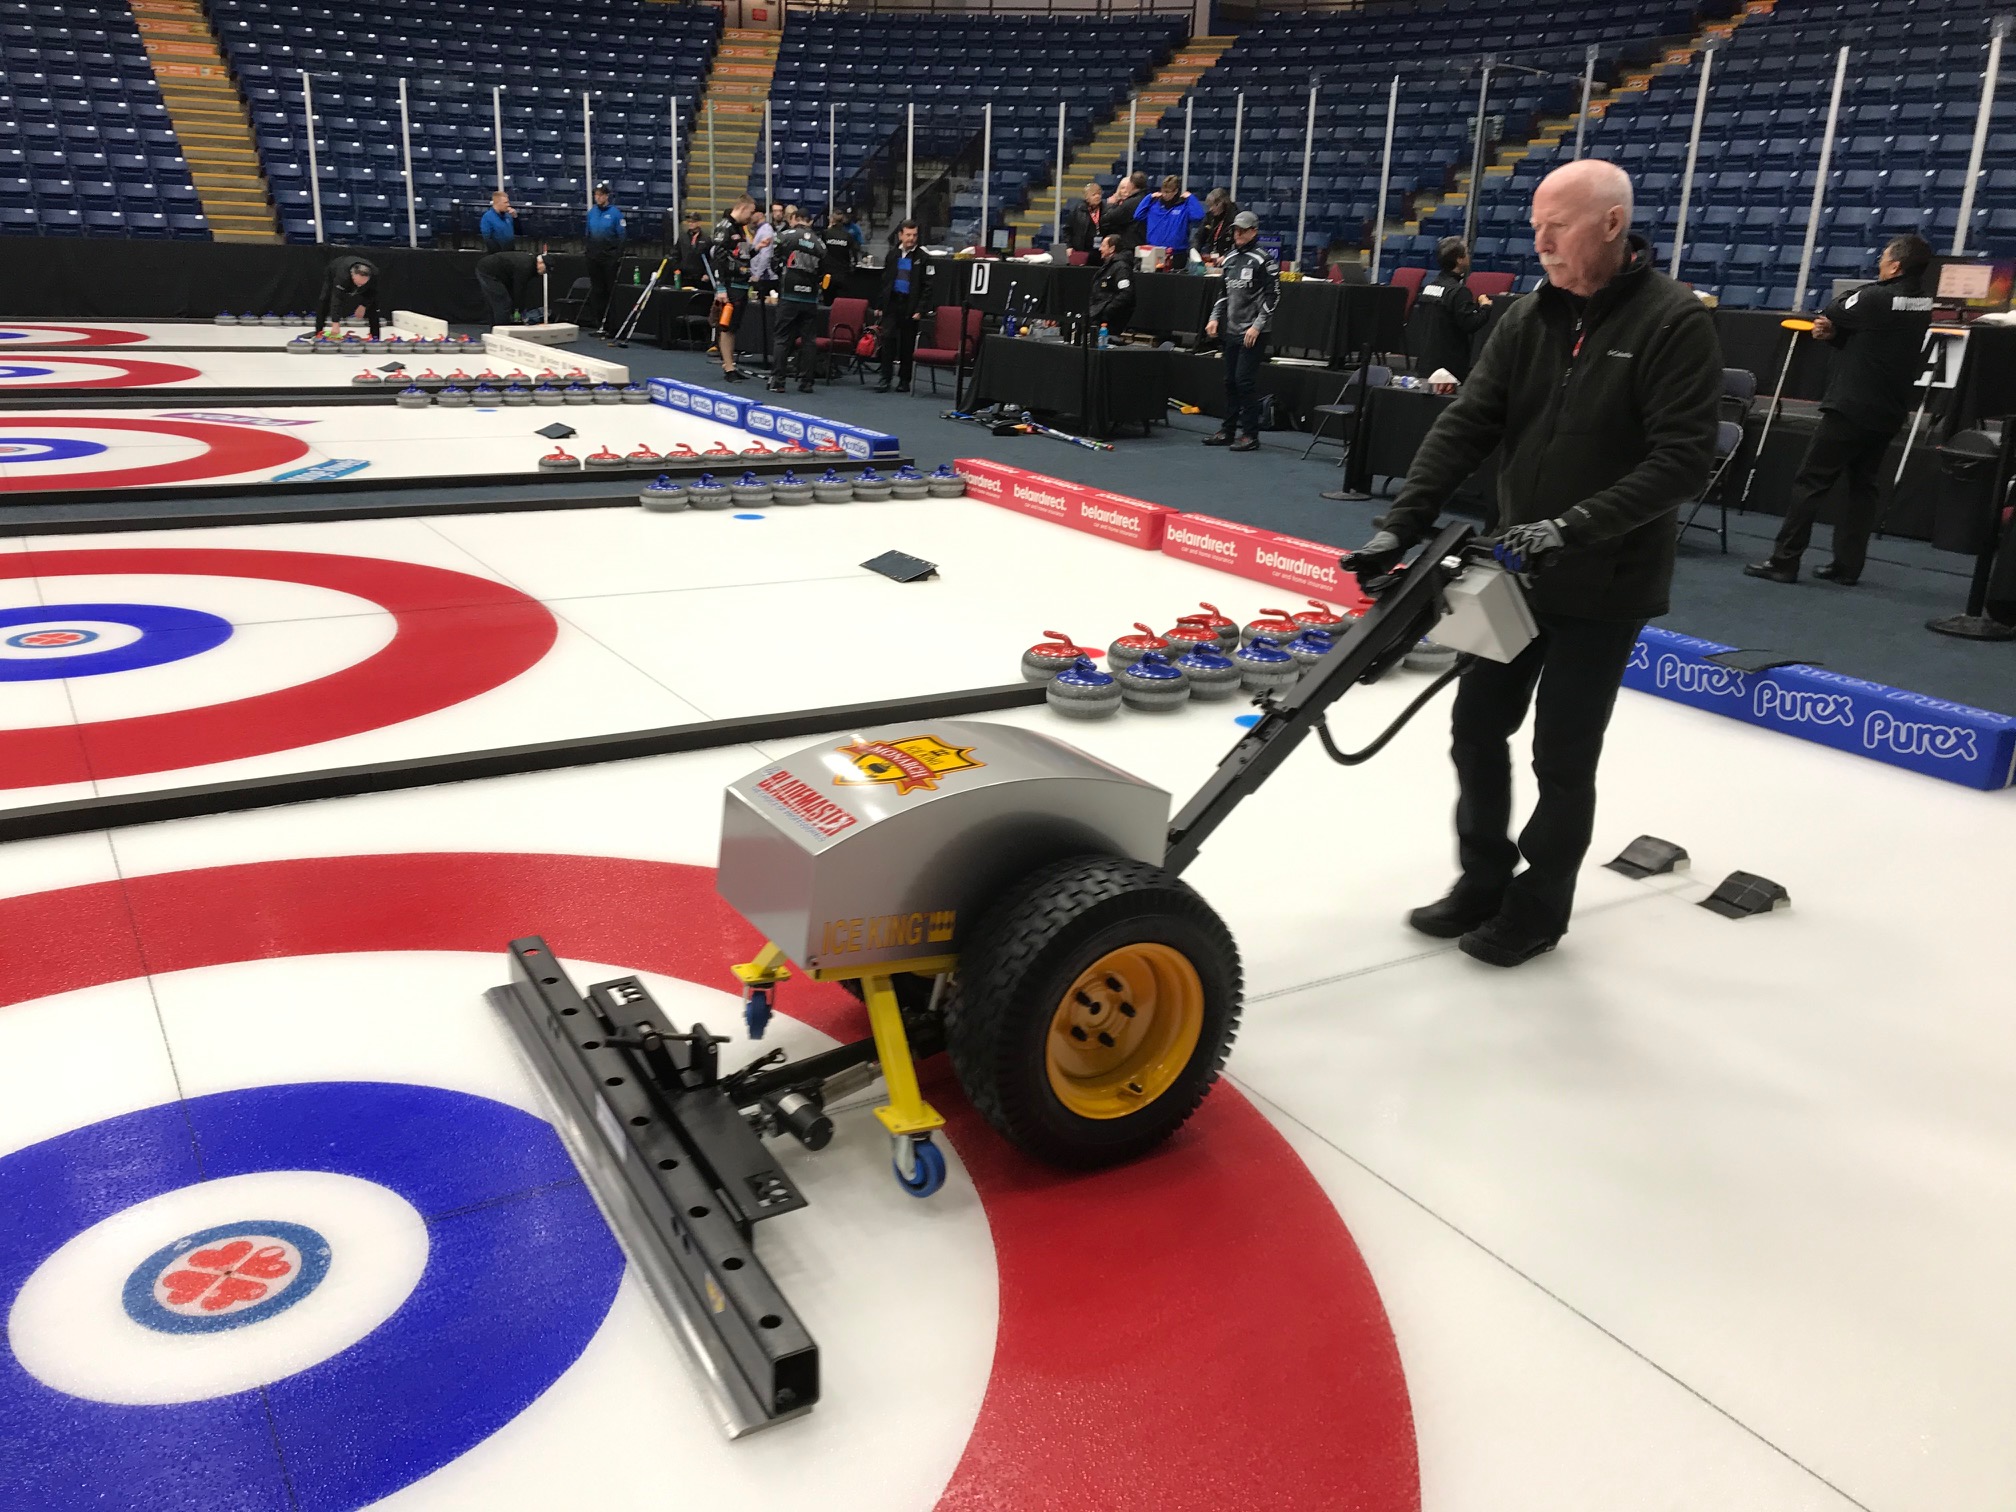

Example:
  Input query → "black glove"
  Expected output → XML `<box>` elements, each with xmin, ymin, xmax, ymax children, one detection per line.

<box><xmin>1340</xmin><ymin>529</ymin><xmax>1407</xmax><ymax>583</ymax></box>
<box><xmin>1491</xmin><ymin>519</ymin><xmax>1566</xmax><ymax>574</ymax></box>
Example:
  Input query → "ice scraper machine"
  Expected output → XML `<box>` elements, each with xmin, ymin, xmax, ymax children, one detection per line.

<box><xmin>488</xmin><ymin>523</ymin><xmax>1530</xmax><ymax>1434</ymax></box>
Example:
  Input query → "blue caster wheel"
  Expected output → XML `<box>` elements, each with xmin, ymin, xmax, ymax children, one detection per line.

<box><xmin>743</xmin><ymin>985</ymin><xmax>773</xmax><ymax>1040</ymax></box>
<box><xmin>892</xmin><ymin>1134</ymin><xmax>946</xmax><ymax>1198</ymax></box>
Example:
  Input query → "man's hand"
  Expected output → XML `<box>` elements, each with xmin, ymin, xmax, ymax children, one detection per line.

<box><xmin>1477</xmin><ymin>294</ymin><xmax>1493</xmax><ymax>307</ymax></box>
<box><xmin>1205</xmin><ymin>319</ymin><xmax>1218</xmax><ymax>339</ymax></box>
<box><xmin>1811</xmin><ymin>315</ymin><xmax>1834</xmax><ymax>341</ymax></box>
<box><xmin>1243</xmin><ymin>325</ymin><xmax>1259</xmax><ymax>348</ymax></box>
<box><xmin>1341</xmin><ymin>530</ymin><xmax>1407</xmax><ymax>582</ymax></box>
<box><xmin>1491</xmin><ymin>519</ymin><xmax>1566</xmax><ymax>573</ymax></box>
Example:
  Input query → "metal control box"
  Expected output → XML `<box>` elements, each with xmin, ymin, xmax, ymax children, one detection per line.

<box><xmin>1434</xmin><ymin>559</ymin><xmax>1539</xmax><ymax>664</ymax></box>
<box><xmin>718</xmin><ymin>720</ymin><xmax>1170</xmax><ymax>974</ymax></box>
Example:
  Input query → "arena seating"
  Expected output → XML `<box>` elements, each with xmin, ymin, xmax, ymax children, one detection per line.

<box><xmin>766</xmin><ymin>14</ymin><xmax>1185</xmax><ymax>233</ymax></box>
<box><xmin>0</xmin><ymin>0</ymin><xmax>206</xmax><ymax>239</ymax></box>
<box><xmin>214</xmin><ymin>0</ymin><xmax>718</xmax><ymax>244</ymax></box>
<box><xmin>1495</xmin><ymin>0</ymin><xmax>2016</xmax><ymax>306</ymax></box>
<box><xmin>1126</xmin><ymin>0</ymin><xmax>1707</xmax><ymax>268</ymax></box>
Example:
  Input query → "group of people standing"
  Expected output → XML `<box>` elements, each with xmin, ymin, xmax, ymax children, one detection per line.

<box><xmin>1062</xmin><ymin>172</ymin><xmax>1243</xmax><ymax>267</ymax></box>
<box><xmin>471</xmin><ymin>183</ymin><xmax>628</xmax><ymax>329</ymax></box>
<box><xmin>695</xmin><ymin>195</ymin><xmax>870</xmax><ymax>393</ymax></box>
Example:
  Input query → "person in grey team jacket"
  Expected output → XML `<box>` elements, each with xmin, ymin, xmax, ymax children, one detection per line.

<box><xmin>1342</xmin><ymin>160</ymin><xmax>1722</xmax><ymax>968</ymax></box>
<box><xmin>1202</xmin><ymin>211</ymin><xmax>1279</xmax><ymax>453</ymax></box>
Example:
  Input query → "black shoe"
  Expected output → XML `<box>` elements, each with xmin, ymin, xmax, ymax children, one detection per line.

<box><xmin>723</xmin><ymin>367</ymin><xmax>750</xmax><ymax>383</ymax></box>
<box><xmin>1202</xmin><ymin>430</ymin><xmax>1235</xmax><ymax>446</ymax></box>
<box><xmin>874</xmin><ymin>378</ymin><xmax>892</xmax><ymax>393</ymax></box>
<box><xmin>798</xmin><ymin>381</ymin><xmax>816</xmax><ymax>394</ymax></box>
<box><xmin>1458</xmin><ymin>913</ymin><xmax>1561</xmax><ymax>968</ymax></box>
<box><xmin>766</xmin><ymin>380</ymin><xmax>785</xmax><ymax>393</ymax></box>
<box><xmin>1230</xmin><ymin>434</ymin><xmax>1259</xmax><ymax>452</ymax></box>
<box><xmin>895</xmin><ymin>380</ymin><xmax>911</xmax><ymax>393</ymax></box>
<box><xmin>1743</xmin><ymin>559</ymin><xmax>1798</xmax><ymax>584</ymax></box>
<box><xmin>1406</xmin><ymin>889</ymin><xmax>1503</xmax><ymax>939</ymax></box>
<box><xmin>1813</xmin><ymin>562</ymin><xmax>1860</xmax><ymax>585</ymax></box>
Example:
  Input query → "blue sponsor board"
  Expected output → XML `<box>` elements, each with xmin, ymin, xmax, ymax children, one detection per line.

<box><xmin>647</xmin><ymin>376</ymin><xmax>692</xmax><ymax>411</ymax></box>
<box><xmin>1624</xmin><ymin>626</ymin><xmax>2016</xmax><ymax>790</ymax></box>
<box><xmin>649</xmin><ymin>382</ymin><xmax>899</xmax><ymax>460</ymax></box>
<box><xmin>744</xmin><ymin>405</ymin><xmax>778</xmax><ymax>436</ymax></box>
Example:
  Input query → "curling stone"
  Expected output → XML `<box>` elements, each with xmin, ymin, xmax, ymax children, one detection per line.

<box><xmin>811</xmin><ymin>467</ymin><xmax>854</xmax><ymax>504</ymax></box>
<box><xmin>1162</xmin><ymin>615</ymin><xmax>1221</xmax><ymax>657</ymax></box>
<box><xmin>769</xmin><ymin>469</ymin><xmax>814</xmax><ymax>505</ymax></box>
<box><xmin>688</xmin><ymin>472</ymin><xmax>734</xmax><ymax>510</ymax></box>
<box><xmin>435</xmin><ymin>384</ymin><xmax>472</xmax><ymax>407</ymax></box>
<box><xmin>889</xmin><ymin>465</ymin><xmax>930</xmax><ymax>500</ymax></box>
<box><xmin>639</xmin><ymin>475</ymin><xmax>688</xmax><ymax>511</ymax></box>
<box><xmin>702</xmin><ymin>441</ymin><xmax>738</xmax><ymax>458</ymax></box>
<box><xmin>1118</xmin><ymin>651</ymin><xmax>1190</xmax><ymax>713</ymax></box>
<box><xmin>1293</xmin><ymin>599</ymin><xmax>1354</xmax><ymax>639</ymax></box>
<box><xmin>584</xmin><ymin>445</ymin><xmax>628</xmax><ymax>470</ymax></box>
<box><xmin>814</xmin><ymin>440</ymin><xmax>845</xmax><ymax>456</ymax></box>
<box><xmin>1176</xmin><ymin>644</ymin><xmax>1242</xmax><ymax>701</ymax></box>
<box><xmin>562</xmin><ymin>382</ymin><xmax>594</xmax><ymax>405</ymax></box>
<box><xmin>1233</xmin><ymin>634</ymin><xmax>1298</xmax><ymax>695</ymax></box>
<box><xmin>248</xmin><ymin>314</ymin><xmax>268</xmax><ymax>327</ymax></box>
<box><xmin>1022</xmin><ymin>630</ymin><xmax>1100</xmax><ymax>683</ymax></box>
<box><xmin>501</xmin><ymin>384</ymin><xmax>533</xmax><ymax>406</ymax></box>
<box><xmin>470</xmin><ymin>383</ymin><xmax>500</xmax><ymax>404</ymax></box>
<box><xmin>531</xmin><ymin>383</ymin><xmax>565</xmax><ymax>406</ymax></box>
<box><xmin>413</xmin><ymin>369</ymin><xmax>446</xmax><ymax>389</ymax></box>
<box><xmin>1107</xmin><ymin>621</ymin><xmax>1170</xmax><ymax>668</ymax></box>
<box><xmin>925</xmin><ymin>464</ymin><xmax>967</xmax><ymax>498</ymax></box>
<box><xmin>1046</xmin><ymin>656</ymin><xmax>1122</xmax><ymax>720</ymax></box>
<box><xmin>350</xmin><ymin>369</ymin><xmax>383</xmax><ymax>386</ymax></box>
<box><xmin>729</xmin><ymin>470</ymin><xmax>774</xmax><ymax>506</ymax></box>
<box><xmin>850</xmin><ymin>467</ymin><xmax>893</xmax><ymax>501</ymax></box>
<box><xmin>1285</xmin><ymin>629</ymin><xmax>1335</xmax><ymax>668</ymax></box>
<box><xmin>1241</xmin><ymin>607</ymin><xmax>1301</xmax><ymax>645</ymax></box>
<box><xmin>363</xmin><ymin>337</ymin><xmax>388</xmax><ymax>354</ymax></box>
<box><xmin>665</xmin><ymin>443</ymin><xmax>699</xmax><ymax>461</ymax></box>
<box><xmin>1404</xmin><ymin>638</ymin><xmax>1459</xmax><ymax>673</ymax></box>
<box><xmin>443</xmin><ymin>369</ymin><xmax>473</xmax><ymax>386</ymax></box>
<box><xmin>1186</xmin><ymin>602</ymin><xmax>1239</xmax><ymax>648</ymax></box>
<box><xmin>741</xmin><ymin>440</ymin><xmax>774</xmax><ymax>457</ymax></box>
<box><xmin>473</xmin><ymin>369</ymin><xmax>501</xmax><ymax>385</ymax></box>
<box><xmin>625</xmin><ymin>445</ymin><xmax>664</xmax><ymax>466</ymax></box>
<box><xmin>214</xmin><ymin>312</ymin><xmax>238</xmax><ymax>325</ymax></box>
<box><xmin>286</xmin><ymin>334</ymin><xmax>313</xmax><ymax>352</ymax></box>
<box><xmin>538</xmin><ymin>446</ymin><xmax>580</xmax><ymax>471</ymax></box>
<box><xmin>621</xmin><ymin>382</ymin><xmax>652</xmax><ymax>404</ymax></box>
<box><xmin>260</xmin><ymin>312</ymin><xmax>285</xmax><ymax>326</ymax></box>
<box><xmin>394</xmin><ymin>386</ymin><xmax>431</xmax><ymax>408</ymax></box>
<box><xmin>592</xmin><ymin>382</ymin><xmax>622</xmax><ymax>405</ymax></box>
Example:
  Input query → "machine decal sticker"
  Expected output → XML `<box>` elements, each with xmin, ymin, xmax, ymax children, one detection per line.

<box><xmin>754</xmin><ymin>768</ymin><xmax>858</xmax><ymax>837</ymax></box>
<box><xmin>831</xmin><ymin>735</ymin><xmax>983</xmax><ymax>795</ymax></box>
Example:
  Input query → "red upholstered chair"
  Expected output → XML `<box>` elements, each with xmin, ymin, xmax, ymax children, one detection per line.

<box><xmin>1066</xmin><ymin>249</ymin><xmax>1089</xmax><ymax>266</ymax></box>
<box><xmin>1467</xmin><ymin>271</ymin><xmax>1516</xmax><ymax>301</ymax></box>
<box><xmin>1390</xmin><ymin>265</ymin><xmax>1426</xmax><ymax>316</ymax></box>
<box><xmin>914</xmin><ymin>304</ymin><xmax>984</xmax><ymax>394</ymax></box>
<box><xmin>815</xmin><ymin>296</ymin><xmax>871</xmax><ymax>382</ymax></box>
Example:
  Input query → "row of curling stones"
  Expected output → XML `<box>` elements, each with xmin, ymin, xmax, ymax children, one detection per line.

<box><xmin>217</xmin><ymin>310</ymin><xmax>312</xmax><ymax>326</ymax></box>
<box><xmin>1046</xmin><ymin>633</ymin><xmax>1339</xmax><ymax>719</ymax></box>
<box><xmin>288</xmin><ymin>329</ymin><xmax>483</xmax><ymax>355</ymax></box>
<box><xmin>637</xmin><ymin>464</ymin><xmax>967</xmax><ymax>508</ymax></box>
<box><xmin>542</xmin><ymin>439</ymin><xmax>838</xmax><ymax>472</ymax></box>
<box><xmin>393</xmin><ymin>380</ymin><xmax>651</xmax><ymax>407</ymax></box>
<box><xmin>1020</xmin><ymin>598</ymin><xmax>1356</xmax><ymax>678</ymax></box>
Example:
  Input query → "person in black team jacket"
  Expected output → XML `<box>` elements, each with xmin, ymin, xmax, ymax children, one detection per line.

<box><xmin>1203</xmin><ymin>211</ymin><xmax>1278</xmax><ymax>452</ymax></box>
<box><xmin>1745</xmin><ymin>235</ymin><xmax>1935</xmax><ymax>586</ymax></box>
<box><xmin>768</xmin><ymin>206</ymin><xmax>826</xmax><ymax>394</ymax></box>
<box><xmin>1063</xmin><ymin>182</ymin><xmax>1105</xmax><ymax>261</ymax></box>
<box><xmin>1342</xmin><ymin>160</ymin><xmax>1721</xmax><ymax>968</ymax></box>
<box><xmin>1410</xmin><ymin>235</ymin><xmax>1494</xmax><ymax>381</ymax></box>
<box><xmin>314</xmin><ymin>255</ymin><xmax>382</xmax><ymax>337</ymax></box>
<box><xmin>875</xmin><ymin>220</ymin><xmax>927</xmax><ymax>393</ymax></box>
<box><xmin>705</xmin><ymin>196</ymin><xmax>759</xmax><ymax>381</ymax></box>
<box><xmin>1086</xmin><ymin>234</ymin><xmax>1135</xmax><ymax>337</ymax></box>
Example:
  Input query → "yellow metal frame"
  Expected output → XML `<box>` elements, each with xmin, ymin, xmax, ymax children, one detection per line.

<box><xmin>730</xmin><ymin>940</ymin><xmax>792</xmax><ymax>991</ymax></box>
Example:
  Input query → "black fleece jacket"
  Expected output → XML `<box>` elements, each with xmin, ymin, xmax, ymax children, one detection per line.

<box><xmin>1380</xmin><ymin>236</ymin><xmax>1722</xmax><ymax>620</ymax></box>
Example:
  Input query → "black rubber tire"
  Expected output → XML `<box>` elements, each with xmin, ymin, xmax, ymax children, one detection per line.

<box><xmin>944</xmin><ymin>854</ymin><xmax>1241</xmax><ymax>1169</ymax></box>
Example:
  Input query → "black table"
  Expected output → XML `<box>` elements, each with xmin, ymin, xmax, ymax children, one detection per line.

<box><xmin>1348</xmin><ymin>385</ymin><xmax>1497</xmax><ymax>508</ymax></box>
<box><xmin>967</xmin><ymin>336</ymin><xmax>1170</xmax><ymax>438</ymax></box>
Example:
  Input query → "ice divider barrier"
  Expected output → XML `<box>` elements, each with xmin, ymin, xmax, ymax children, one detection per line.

<box><xmin>650</xmin><ymin>377</ymin><xmax>899</xmax><ymax>461</ymax></box>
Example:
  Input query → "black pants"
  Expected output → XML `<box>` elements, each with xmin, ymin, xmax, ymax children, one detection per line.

<box><xmin>1221</xmin><ymin>331</ymin><xmax>1267</xmax><ymax>436</ymax></box>
<box><xmin>585</xmin><ymin>248</ymin><xmax>620</xmax><ymax>327</ymax></box>
<box><xmin>1449</xmin><ymin>613</ymin><xmax>1644</xmax><ymax>936</ymax></box>
<box><xmin>772</xmin><ymin>299</ymin><xmax>819</xmax><ymax>384</ymax></box>
<box><xmin>880</xmin><ymin>310</ymin><xmax>919</xmax><ymax>386</ymax></box>
<box><xmin>1769</xmin><ymin>410</ymin><xmax>1898</xmax><ymax>576</ymax></box>
<box><xmin>475</xmin><ymin>257</ymin><xmax>535</xmax><ymax>325</ymax></box>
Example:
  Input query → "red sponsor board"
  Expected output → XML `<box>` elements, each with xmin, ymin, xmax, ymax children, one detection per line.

<box><xmin>956</xmin><ymin>458</ymin><xmax>1171</xmax><ymax>550</ymax></box>
<box><xmin>1161</xmin><ymin>512</ymin><xmax>1367</xmax><ymax>613</ymax></box>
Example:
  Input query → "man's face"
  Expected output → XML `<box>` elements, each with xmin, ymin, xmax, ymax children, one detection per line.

<box><xmin>1531</xmin><ymin>179</ymin><xmax>1624</xmax><ymax>295</ymax></box>
<box><xmin>898</xmin><ymin>227</ymin><xmax>918</xmax><ymax>251</ymax></box>
<box><xmin>733</xmin><ymin>204</ymin><xmax>752</xmax><ymax>224</ymax></box>
<box><xmin>1085</xmin><ymin>185</ymin><xmax>1102</xmax><ymax>207</ymax></box>
<box><xmin>1161</xmin><ymin>185</ymin><xmax>1180</xmax><ymax>204</ymax></box>
<box><xmin>350</xmin><ymin>268</ymin><xmax>369</xmax><ymax>287</ymax></box>
<box><xmin>1878</xmin><ymin>253</ymin><xmax>1903</xmax><ymax>280</ymax></box>
<box><xmin>1233</xmin><ymin>226</ymin><xmax>1257</xmax><ymax>248</ymax></box>
<box><xmin>594</xmin><ymin>190</ymin><xmax>609</xmax><ymax>207</ymax></box>
<box><xmin>493</xmin><ymin>193</ymin><xmax>509</xmax><ymax>212</ymax></box>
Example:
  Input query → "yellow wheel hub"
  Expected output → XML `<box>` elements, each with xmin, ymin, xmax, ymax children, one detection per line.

<box><xmin>1045</xmin><ymin>943</ymin><xmax>1204</xmax><ymax>1119</ymax></box>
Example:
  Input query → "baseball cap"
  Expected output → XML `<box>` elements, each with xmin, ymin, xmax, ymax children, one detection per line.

<box><xmin>1232</xmin><ymin>210</ymin><xmax>1259</xmax><ymax>230</ymax></box>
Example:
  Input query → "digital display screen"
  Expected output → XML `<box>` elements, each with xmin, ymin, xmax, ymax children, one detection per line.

<box><xmin>1934</xmin><ymin>258</ymin><xmax>2014</xmax><ymax>309</ymax></box>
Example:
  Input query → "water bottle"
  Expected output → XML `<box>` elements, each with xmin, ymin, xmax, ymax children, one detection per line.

<box><xmin>1097</xmin><ymin>323</ymin><xmax>1110</xmax><ymax>349</ymax></box>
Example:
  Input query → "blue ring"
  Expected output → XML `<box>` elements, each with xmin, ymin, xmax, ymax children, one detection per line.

<box><xmin>0</xmin><ymin>364</ymin><xmax>57</xmax><ymax>380</ymax></box>
<box><xmin>121</xmin><ymin>1219</ymin><xmax>333</xmax><ymax>1334</ymax></box>
<box><xmin>0</xmin><ymin>437</ymin><xmax>108</xmax><ymax>462</ymax></box>
<box><xmin>0</xmin><ymin>603</ymin><xmax>233</xmax><ymax>681</ymax></box>
<box><xmin>0</xmin><ymin>1082</ymin><xmax>624</xmax><ymax>1511</ymax></box>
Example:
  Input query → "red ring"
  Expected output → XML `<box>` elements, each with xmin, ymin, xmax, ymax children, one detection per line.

<box><xmin>0</xmin><ymin>852</ymin><xmax>1419</xmax><ymax>1508</ymax></box>
<box><xmin>0</xmin><ymin>324</ymin><xmax>148</xmax><ymax>347</ymax></box>
<box><xmin>0</xmin><ymin>356</ymin><xmax>204</xmax><ymax>389</ymax></box>
<box><xmin>0</xmin><ymin>417</ymin><xmax>310</xmax><ymax>493</ymax></box>
<box><xmin>0</xmin><ymin>549</ymin><xmax>557</xmax><ymax>787</ymax></box>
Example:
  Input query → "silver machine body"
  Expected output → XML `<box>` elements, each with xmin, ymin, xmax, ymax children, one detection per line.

<box><xmin>718</xmin><ymin>720</ymin><xmax>1170</xmax><ymax>974</ymax></box>
<box><xmin>1432</xmin><ymin>557</ymin><xmax>1539</xmax><ymax>664</ymax></box>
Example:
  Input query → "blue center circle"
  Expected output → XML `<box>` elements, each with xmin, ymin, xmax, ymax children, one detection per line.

<box><xmin>0</xmin><ymin>603</ymin><xmax>232</xmax><ymax>681</ymax></box>
<box><xmin>0</xmin><ymin>364</ymin><xmax>57</xmax><ymax>380</ymax></box>
<box><xmin>0</xmin><ymin>437</ymin><xmax>107</xmax><ymax>462</ymax></box>
<box><xmin>0</xmin><ymin>1081</ymin><xmax>624</xmax><ymax>1511</ymax></box>
<box><xmin>121</xmin><ymin>1219</ymin><xmax>332</xmax><ymax>1334</ymax></box>
<box><xmin>7</xmin><ymin>627</ymin><xmax>97</xmax><ymax>648</ymax></box>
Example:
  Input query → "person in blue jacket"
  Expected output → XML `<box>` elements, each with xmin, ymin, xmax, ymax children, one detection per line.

<box><xmin>479</xmin><ymin>189</ymin><xmax>516</xmax><ymax>253</ymax></box>
<box><xmin>584</xmin><ymin>180</ymin><xmax>626</xmax><ymax>328</ymax></box>
<box><xmin>1134</xmin><ymin>175</ymin><xmax>1204</xmax><ymax>262</ymax></box>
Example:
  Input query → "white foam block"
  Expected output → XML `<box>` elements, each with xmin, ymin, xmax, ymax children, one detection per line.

<box><xmin>491</xmin><ymin>324</ymin><xmax>580</xmax><ymax>345</ymax></box>
<box><xmin>484</xmin><ymin>329</ymin><xmax>624</xmax><ymax>382</ymax></box>
<box><xmin>392</xmin><ymin>309</ymin><xmax>448</xmax><ymax>338</ymax></box>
